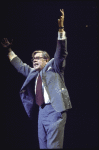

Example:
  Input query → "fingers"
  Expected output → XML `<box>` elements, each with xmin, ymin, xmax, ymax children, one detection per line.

<box><xmin>1</xmin><ymin>39</ymin><xmax>6</xmax><ymax>47</ymax></box>
<box><xmin>4</xmin><ymin>38</ymin><xmax>7</xmax><ymax>42</ymax></box>
<box><xmin>1</xmin><ymin>38</ymin><xmax>5</xmax><ymax>46</ymax></box>
<box><xmin>60</xmin><ymin>9</ymin><xmax>64</xmax><ymax>15</ymax></box>
<box><xmin>1</xmin><ymin>42</ymin><xmax>6</xmax><ymax>47</ymax></box>
<box><xmin>11</xmin><ymin>39</ymin><xmax>13</xmax><ymax>45</ymax></box>
<box><xmin>3</xmin><ymin>38</ymin><xmax>12</xmax><ymax>44</ymax></box>
<box><xmin>1</xmin><ymin>38</ymin><xmax>12</xmax><ymax>47</ymax></box>
<box><xmin>2</xmin><ymin>38</ymin><xmax>7</xmax><ymax>43</ymax></box>
<box><xmin>60</xmin><ymin>9</ymin><xmax>64</xmax><ymax>20</ymax></box>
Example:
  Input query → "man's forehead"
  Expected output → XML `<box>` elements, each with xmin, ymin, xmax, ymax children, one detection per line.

<box><xmin>34</xmin><ymin>52</ymin><xmax>42</xmax><ymax>57</ymax></box>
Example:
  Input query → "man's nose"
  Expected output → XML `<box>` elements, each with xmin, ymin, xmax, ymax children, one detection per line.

<box><xmin>33</xmin><ymin>59</ymin><xmax>37</xmax><ymax>62</ymax></box>
<box><xmin>33</xmin><ymin>60</ymin><xmax>38</xmax><ymax>63</ymax></box>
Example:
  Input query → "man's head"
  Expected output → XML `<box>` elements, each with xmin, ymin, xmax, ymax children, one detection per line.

<box><xmin>31</xmin><ymin>50</ymin><xmax>50</xmax><ymax>71</ymax></box>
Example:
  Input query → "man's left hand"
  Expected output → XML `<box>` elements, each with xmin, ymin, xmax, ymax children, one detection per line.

<box><xmin>58</xmin><ymin>9</ymin><xmax>64</xmax><ymax>28</ymax></box>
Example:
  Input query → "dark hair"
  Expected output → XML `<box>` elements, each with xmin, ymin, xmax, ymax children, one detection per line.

<box><xmin>32</xmin><ymin>50</ymin><xmax>50</xmax><ymax>62</ymax></box>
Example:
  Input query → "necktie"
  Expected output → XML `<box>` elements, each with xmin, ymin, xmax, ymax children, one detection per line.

<box><xmin>36</xmin><ymin>74</ymin><xmax>44</xmax><ymax>106</ymax></box>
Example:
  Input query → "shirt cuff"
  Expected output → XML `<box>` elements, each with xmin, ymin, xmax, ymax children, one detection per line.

<box><xmin>58</xmin><ymin>31</ymin><xmax>66</xmax><ymax>40</ymax></box>
<box><xmin>8</xmin><ymin>51</ymin><xmax>17</xmax><ymax>61</ymax></box>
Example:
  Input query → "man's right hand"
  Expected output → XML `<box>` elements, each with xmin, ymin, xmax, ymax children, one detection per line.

<box><xmin>1</xmin><ymin>38</ymin><xmax>17</xmax><ymax>61</ymax></box>
<box><xmin>1</xmin><ymin>38</ymin><xmax>13</xmax><ymax>51</ymax></box>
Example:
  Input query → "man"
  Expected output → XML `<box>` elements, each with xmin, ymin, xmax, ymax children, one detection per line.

<box><xmin>1</xmin><ymin>9</ymin><xmax>72</xmax><ymax>149</ymax></box>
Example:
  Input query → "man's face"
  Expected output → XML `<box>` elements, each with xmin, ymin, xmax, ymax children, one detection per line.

<box><xmin>33</xmin><ymin>52</ymin><xmax>48</xmax><ymax>71</ymax></box>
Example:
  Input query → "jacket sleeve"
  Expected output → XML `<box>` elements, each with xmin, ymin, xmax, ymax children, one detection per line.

<box><xmin>54</xmin><ymin>36</ymin><xmax>68</xmax><ymax>73</ymax></box>
<box><xmin>10</xmin><ymin>56</ymin><xmax>32</xmax><ymax>77</ymax></box>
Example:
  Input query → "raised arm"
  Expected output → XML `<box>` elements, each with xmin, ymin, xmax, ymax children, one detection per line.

<box><xmin>54</xmin><ymin>9</ymin><xmax>68</xmax><ymax>73</ymax></box>
<box><xmin>1</xmin><ymin>38</ymin><xmax>32</xmax><ymax>77</ymax></box>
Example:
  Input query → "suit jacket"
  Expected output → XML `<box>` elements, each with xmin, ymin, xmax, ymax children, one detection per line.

<box><xmin>11</xmin><ymin>38</ymin><xmax>72</xmax><ymax>119</ymax></box>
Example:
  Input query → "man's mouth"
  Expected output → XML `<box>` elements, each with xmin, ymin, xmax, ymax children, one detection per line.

<box><xmin>34</xmin><ymin>63</ymin><xmax>39</xmax><ymax>67</ymax></box>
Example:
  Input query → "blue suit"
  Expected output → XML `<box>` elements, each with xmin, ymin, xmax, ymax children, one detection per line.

<box><xmin>11</xmin><ymin>38</ymin><xmax>72</xmax><ymax>148</ymax></box>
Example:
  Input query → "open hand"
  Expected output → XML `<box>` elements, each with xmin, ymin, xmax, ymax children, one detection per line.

<box><xmin>1</xmin><ymin>38</ymin><xmax>13</xmax><ymax>48</ymax></box>
<box><xmin>58</xmin><ymin>9</ymin><xmax>64</xmax><ymax>28</ymax></box>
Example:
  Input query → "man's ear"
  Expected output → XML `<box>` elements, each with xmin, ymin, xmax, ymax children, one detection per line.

<box><xmin>46</xmin><ymin>58</ymin><xmax>49</xmax><ymax>62</ymax></box>
<box><xmin>45</xmin><ymin>60</ymin><xmax>48</xmax><ymax>65</ymax></box>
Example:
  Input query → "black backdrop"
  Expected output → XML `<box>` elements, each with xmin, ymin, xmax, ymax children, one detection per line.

<box><xmin>0</xmin><ymin>1</ymin><xmax>98</xmax><ymax>149</ymax></box>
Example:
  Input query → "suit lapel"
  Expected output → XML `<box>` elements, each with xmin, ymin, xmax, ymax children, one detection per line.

<box><xmin>21</xmin><ymin>70</ymin><xmax>39</xmax><ymax>90</ymax></box>
<box><xmin>42</xmin><ymin>58</ymin><xmax>54</xmax><ymax>74</ymax></box>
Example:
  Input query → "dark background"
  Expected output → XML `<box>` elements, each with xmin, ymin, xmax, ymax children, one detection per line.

<box><xmin>0</xmin><ymin>1</ymin><xmax>98</xmax><ymax>149</ymax></box>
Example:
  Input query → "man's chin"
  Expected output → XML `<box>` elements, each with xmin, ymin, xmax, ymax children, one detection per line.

<box><xmin>34</xmin><ymin>66</ymin><xmax>41</xmax><ymax>71</ymax></box>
